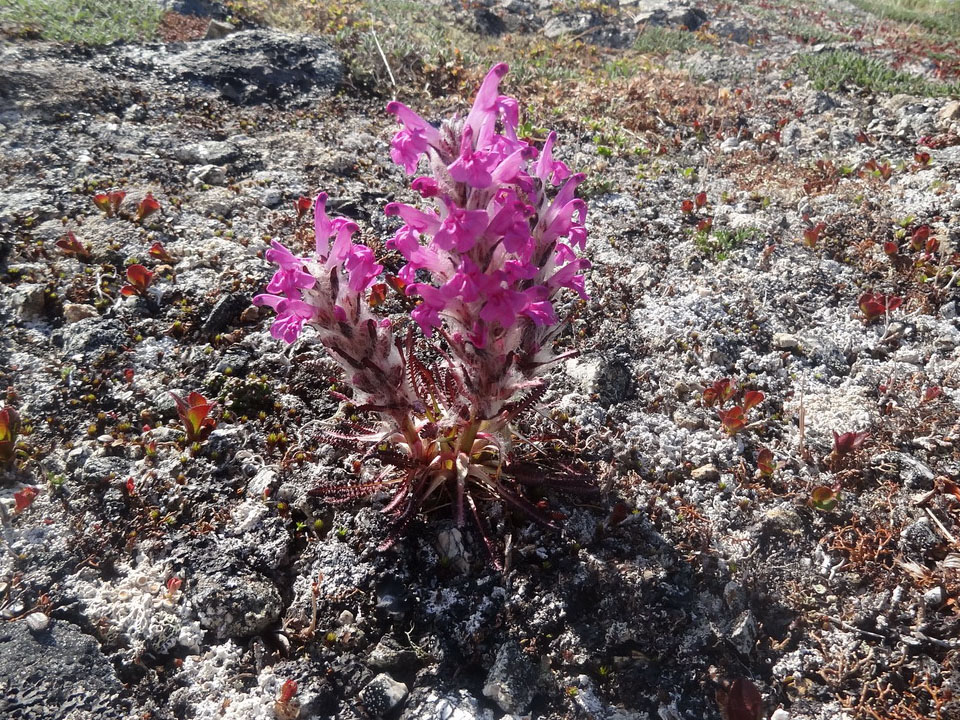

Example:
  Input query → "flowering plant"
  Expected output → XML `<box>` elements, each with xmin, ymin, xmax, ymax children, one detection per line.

<box><xmin>254</xmin><ymin>64</ymin><xmax>594</xmax><ymax>561</ymax></box>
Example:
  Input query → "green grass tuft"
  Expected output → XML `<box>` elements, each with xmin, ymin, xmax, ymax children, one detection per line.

<box><xmin>0</xmin><ymin>0</ymin><xmax>163</xmax><ymax>45</ymax></box>
<box><xmin>796</xmin><ymin>50</ymin><xmax>960</xmax><ymax>97</ymax></box>
<box><xmin>849</xmin><ymin>0</ymin><xmax>960</xmax><ymax>38</ymax></box>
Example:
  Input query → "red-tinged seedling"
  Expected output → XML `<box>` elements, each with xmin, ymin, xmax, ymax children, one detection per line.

<box><xmin>695</xmin><ymin>191</ymin><xmax>707</xmax><ymax>208</ymax></box>
<box><xmin>274</xmin><ymin>679</ymin><xmax>299</xmax><ymax>720</ymax></box>
<box><xmin>810</xmin><ymin>485</ymin><xmax>839</xmax><ymax>511</ymax></box>
<box><xmin>368</xmin><ymin>283</ymin><xmax>388</xmax><ymax>308</ymax></box>
<box><xmin>802</xmin><ymin>222</ymin><xmax>826</xmax><ymax>248</ymax></box>
<box><xmin>922</xmin><ymin>386</ymin><xmax>942</xmax><ymax>404</ymax></box>
<box><xmin>124</xmin><ymin>477</ymin><xmax>135</xmax><ymax>495</ymax></box>
<box><xmin>742</xmin><ymin>390</ymin><xmax>764</xmax><ymax>412</ymax></box>
<box><xmin>858</xmin><ymin>292</ymin><xmax>902</xmax><ymax>322</ymax></box>
<box><xmin>681</xmin><ymin>199</ymin><xmax>695</xmax><ymax>214</ymax></box>
<box><xmin>14</xmin><ymin>486</ymin><xmax>39</xmax><ymax>513</ymax></box>
<box><xmin>702</xmin><ymin>378</ymin><xmax>737</xmax><ymax>408</ymax></box>
<box><xmin>121</xmin><ymin>264</ymin><xmax>154</xmax><ymax>297</ymax></box>
<box><xmin>756</xmin><ymin>447</ymin><xmax>779</xmax><ymax>477</ymax></box>
<box><xmin>696</xmin><ymin>217</ymin><xmax>713</xmax><ymax>233</ymax></box>
<box><xmin>832</xmin><ymin>430</ymin><xmax>869</xmax><ymax>457</ymax></box>
<box><xmin>93</xmin><ymin>191</ymin><xmax>126</xmax><ymax>218</ymax></box>
<box><xmin>914</xmin><ymin>151</ymin><xmax>931</xmax><ymax>166</ymax></box>
<box><xmin>883</xmin><ymin>241</ymin><xmax>899</xmax><ymax>255</ymax></box>
<box><xmin>717</xmin><ymin>406</ymin><xmax>747</xmax><ymax>435</ymax></box>
<box><xmin>170</xmin><ymin>391</ymin><xmax>217</xmax><ymax>444</ymax></box>
<box><xmin>294</xmin><ymin>196</ymin><xmax>312</xmax><ymax>221</ymax></box>
<box><xmin>55</xmin><ymin>231</ymin><xmax>92</xmax><ymax>261</ymax></box>
<box><xmin>135</xmin><ymin>193</ymin><xmax>161</xmax><ymax>222</ymax></box>
<box><xmin>0</xmin><ymin>406</ymin><xmax>20</xmax><ymax>464</ymax></box>
<box><xmin>910</xmin><ymin>226</ymin><xmax>931</xmax><ymax>252</ymax></box>
<box><xmin>149</xmin><ymin>242</ymin><xmax>176</xmax><ymax>263</ymax></box>
<box><xmin>166</xmin><ymin>576</ymin><xmax>182</xmax><ymax>595</ymax></box>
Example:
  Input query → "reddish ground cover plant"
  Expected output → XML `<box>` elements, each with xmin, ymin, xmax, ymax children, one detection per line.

<box><xmin>0</xmin><ymin>406</ymin><xmax>20</xmax><ymax>464</ymax></box>
<box><xmin>93</xmin><ymin>190</ymin><xmax>125</xmax><ymax>217</ymax></box>
<box><xmin>170</xmin><ymin>391</ymin><xmax>217</xmax><ymax>444</ymax></box>
<box><xmin>136</xmin><ymin>193</ymin><xmax>161</xmax><ymax>222</ymax></box>
<box><xmin>121</xmin><ymin>264</ymin><xmax>154</xmax><ymax>297</ymax></box>
<box><xmin>55</xmin><ymin>231</ymin><xmax>92</xmax><ymax>260</ymax></box>
<box><xmin>858</xmin><ymin>292</ymin><xmax>902</xmax><ymax>323</ymax></box>
<box><xmin>13</xmin><ymin>486</ymin><xmax>39</xmax><ymax>513</ymax></box>
<box><xmin>702</xmin><ymin>378</ymin><xmax>764</xmax><ymax>435</ymax></box>
<box><xmin>254</xmin><ymin>63</ymin><xmax>595</xmax><ymax>560</ymax></box>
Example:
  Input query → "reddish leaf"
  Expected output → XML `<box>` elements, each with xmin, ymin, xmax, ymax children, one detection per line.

<box><xmin>696</xmin><ymin>217</ymin><xmax>713</xmax><ymax>233</ymax></box>
<box><xmin>385</xmin><ymin>274</ymin><xmax>407</xmax><ymax>294</ymax></box>
<box><xmin>756</xmin><ymin>448</ymin><xmax>777</xmax><ymax>477</ymax></box>
<box><xmin>802</xmin><ymin>222</ymin><xmax>826</xmax><ymax>248</ymax></box>
<box><xmin>170</xmin><ymin>391</ymin><xmax>217</xmax><ymax>443</ymax></box>
<box><xmin>833</xmin><ymin>430</ymin><xmax>869</xmax><ymax>456</ymax></box>
<box><xmin>294</xmin><ymin>196</ymin><xmax>312</xmax><ymax>220</ymax></box>
<box><xmin>93</xmin><ymin>193</ymin><xmax>112</xmax><ymax>214</ymax></box>
<box><xmin>742</xmin><ymin>390</ymin><xmax>764</xmax><ymax>412</ymax></box>
<box><xmin>123</xmin><ymin>264</ymin><xmax>154</xmax><ymax>297</ymax></box>
<box><xmin>148</xmin><ymin>242</ymin><xmax>176</xmax><ymax>263</ymax></box>
<box><xmin>368</xmin><ymin>283</ymin><xmax>388</xmax><ymax>308</ymax></box>
<box><xmin>703</xmin><ymin>378</ymin><xmax>737</xmax><ymax>408</ymax></box>
<box><xmin>125</xmin><ymin>477</ymin><xmax>135</xmax><ymax>495</ymax></box>
<box><xmin>695</xmin><ymin>191</ymin><xmax>708</xmax><ymax>208</ymax></box>
<box><xmin>0</xmin><ymin>406</ymin><xmax>20</xmax><ymax>463</ymax></box>
<box><xmin>55</xmin><ymin>231</ymin><xmax>92</xmax><ymax>260</ymax></box>
<box><xmin>681</xmin><ymin>199</ymin><xmax>695</xmax><ymax>214</ymax></box>
<box><xmin>883</xmin><ymin>241</ymin><xmax>899</xmax><ymax>255</ymax></box>
<box><xmin>859</xmin><ymin>292</ymin><xmax>901</xmax><ymax>322</ymax></box>
<box><xmin>811</xmin><ymin>486</ymin><xmax>839</xmax><ymax>511</ymax></box>
<box><xmin>922</xmin><ymin>386</ymin><xmax>942</xmax><ymax>404</ymax></box>
<box><xmin>166</xmin><ymin>576</ymin><xmax>182</xmax><ymax>594</ymax></box>
<box><xmin>727</xmin><ymin>678</ymin><xmax>763</xmax><ymax>720</ymax></box>
<box><xmin>278</xmin><ymin>679</ymin><xmax>298</xmax><ymax>704</ymax></box>
<box><xmin>14</xmin><ymin>486</ymin><xmax>39</xmax><ymax>513</ymax></box>
<box><xmin>911</xmin><ymin>226</ymin><xmax>931</xmax><ymax>252</ymax></box>
<box><xmin>914</xmin><ymin>151</ymin><xmax>931</xmax><ymax>166</ymax></box>
<box><xmin>136</xmin><ymin>193</ymin><xmax>161</xmax><ymax>222</ymax></box>
<box><xmin>717</xmin><ymin>406</ymin><xmax>746</xmax><ymax>435</ymax></box>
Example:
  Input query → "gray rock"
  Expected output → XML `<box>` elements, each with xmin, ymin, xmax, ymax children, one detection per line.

<box><xmin>400</xmin><ymin>688</ymin><xmax>494</xmax><ymax>720</ymax></box>
<box><xmin>187</xmin><ymin>164</ymin><xmax>227</xmax><ymax>187</ymax></box>
<box><xmin>691</xmin><ymin>464</ymin><xmax>720</xmax><ymax>482</ymax></box>
<box><xmin>174</xmin><ymin>140</ymin><xmax>240</xmax><ymax>166</ymax></box>
<box><xmin>62</xmin><ymin>303</ymin><xmax>98</xmax><ymax>324</ymax></box>
<box><xmin>262</xmin><ymin>188</ymin><xmax>284</xmax><ymax>208</ymax></box>
<box><xmin>805</xmin><ymin>91</ymin><xmax>839</xmax><ymax>115</ymax></box>
<box><xmin>729</xmin><ymin>610</ymin><xmax>757</xmax><ymax>655</ymax></box>
<box><xmin>11</xmin><ymin>283</ymin><xmax>45</xmax><ymax>322</ymax></box>
<box><xmin>192</xmin><ymin>570</ymin><xmax>282</xmax><ymax>639</ymax></box>
<box><xmin>205</xmin><ymin>20</ymin><xmax>236</xmax><ymax>40</ymax></box>
<box><xmin>61</xmin><ymin>318</ymin><xmax>125</xmax><ymax>363</ymax></box>
<box><xmin>165</xmin><ymin>29</ymin><xmax>343</xmax><ymax>105</ymax></box>
<box><xmin>482</xmin><ymin>640</ymin><xmax>541</xmax><ymax>714</ymax></box>
<box><xmin>773</xmin><ymin>333</ymin><xmax>800</xmax><ymax>350</ymax></box>
<box><xmin>900</xmin><ymin>519</ymin><xmax>939</xmax><ymax>555</ymax></box>
<box><xmin>712</xmin><ymin>21</ymin><xmax>751</xmax><ymax>44</ymax></box>
<box><xmin>368</xmin><ymin>635</ymin><xmax>420</xmax><ymax>672</ymax></box>
<box><xmin>81</xmin><ymin>455</ymin><xmax>130</xmax><ymax>486</ymax></box>
<box><xmin>633</xmin><ymin>2</ymin><xmax>708</xmax><ymax>31</ymax></box>
<box><xmin>202</xmin><ymin>292</ymin><xmax>250</xmax><ymax>336</ymax></box>
<box><xmin>360</xmin><ymin>673</ymin><xmax>409</xmax><ymax>717</ymax></box>
<box><xmin>923</xmin><ymin>586</ymin><xmax>946</xmax><ymax>607</ymax></box>
<box><xmin>0</xmin><ymin>619</ymin><xmax>127</xmax><ymax>719</ymax></box>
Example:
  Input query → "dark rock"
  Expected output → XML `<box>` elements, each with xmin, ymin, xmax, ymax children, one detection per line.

<box><xmin>471</xmin><ymin>9</ymin><xmax>506</xmax><ymax>36</ymax></box>
<box><xmin>359</xmin><ymin>673</ymin><xmax>409</xmax><ymax>717</ymax></box>
<box><xmin>0</xmin><ymin>619</ymin><xmax>127</xmax><ymax>719</ymax></box>
<box><xmin>192</xmin><ymin>569</ymin><xmax>283</xmax><ymax>639</ymax></box>
<box><xmin>60</xmin><ymin>318</ymin><xmax>125</xmax><ymax>363</ymax></box>
<box><xmin>633</xmin><ymin>2</ymin><xmax>709</xmax><ymax>31</ymax></box>
<box><xmin>900</xmin><ymin>519</ymin><xmax>940</xmax><ymax>555</ymax></box>
<box><xmin>166</xmin><ymin>30</ymin><xmax>343</xmax><ymax>105</ymax></box>
<box><xmin>376</xmin><ymin>577</ymin><xmax>412</xmax><ymax>622</ymax></box>
<box><xmin>482</xmin><ymin>640</ymin><xmax>541</xmax><ymax>714</ymax></box>
<box><xmin>202</xmin><ymin>292</ymin><xmax>250</xmax><ymax>336</ymax></box>
<box><xmin>81</xmin><ymin>455</ymin><xmax>130</xmax><ymax>486</ymax></box>
<box><xmin>368</xmin><ymin>634</ymin><xmax>420</xmax><ymax>672</ymax></box>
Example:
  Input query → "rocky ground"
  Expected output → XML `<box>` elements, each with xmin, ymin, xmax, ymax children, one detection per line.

<box><xmin>1</xmin><ymin>1</ymin><xmax>959</xmax><ymax>718</ymax></box>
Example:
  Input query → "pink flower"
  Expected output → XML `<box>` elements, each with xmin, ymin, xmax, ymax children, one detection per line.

<box><xmin>448</xmin><ymin>126</ymin><xmax>499</xmax><ymax>188</ymax></box>
<box><xmin>386</xmin><ymin>101</ymin><xmax>441</xmax><ymax>174</ymax></box>
<box><xmin>263</xmin><ymin>241</ymin><xmax>314</xmax><ymax>297</ymax></box>
<box><xmin>344</xmin><ymin>245</ymin><xmax>383</xmax><ymax>293</ymax></box>
<box><xmin>534</xmin><ymin>132</ymin><xmax>570</xmax><ymax>185</ymax></box>
<box><xmin>433</xmin><ymin>201</ymin><xmax>489</xmax><ymax>253</ymax></box>
<box><xmin>253</xmin><ymin>296</ymin><xmax>315</xmax><ymax>343</ymax></box>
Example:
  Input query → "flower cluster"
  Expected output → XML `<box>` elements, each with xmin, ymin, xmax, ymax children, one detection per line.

<box><xmin>254</xmin><ymin>64</ymin><xmax>593</xmax><ymax>560</ymax></box>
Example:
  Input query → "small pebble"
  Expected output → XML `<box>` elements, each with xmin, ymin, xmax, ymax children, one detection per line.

<box><xmin>25</xmin><ymin>612</ymin><xmax>50</xmax><ymax>632</ymax></box>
